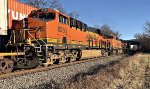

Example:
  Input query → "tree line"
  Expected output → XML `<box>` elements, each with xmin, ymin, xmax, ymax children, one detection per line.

<box><xmin>94</xmin><ymin>24</ymin><xmax>121</xmax><ymax>39</ymax></box>
<box><xmin>134</xmin><ymin>21</ymin><xmax>150</xmax><ymax>52</ymax></box>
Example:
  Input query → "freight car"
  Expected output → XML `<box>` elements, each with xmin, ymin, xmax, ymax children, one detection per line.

<box><xmin>0</xmin><ymin>0</ymin><xmax>37</xmax><ymax>51</ymax></box>
<box><xmin>8</xmin><ymin>0</ymin><xmax>37</xmax><ymax>29</ymax></box>
<box><xmin>0</xmin><ymin>0</ymin><xmax>38</xmax><ymax>73</ymax></box>
<box><xmin>0</xmin><ymin>1</ymin><xmax>123</xmax><ymax>74</ymax></box>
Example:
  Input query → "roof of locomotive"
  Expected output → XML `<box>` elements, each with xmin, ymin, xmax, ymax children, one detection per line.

<box><xmin>101</xmin><ymin>31</ymin><xmax>113</xmax><ymax>38</ymax></box>
<box><xmin>87</xmin><ymin>27</ymin><xmax>100</xmax><ymax>33</ymax></box>
<box><xmin>87</xmin><ymin>27</ymin><xmax>114</xmax><ymax>39</ymax></box>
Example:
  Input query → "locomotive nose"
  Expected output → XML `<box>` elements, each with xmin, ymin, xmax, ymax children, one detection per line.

<box><xmin>27</xmin><ymin>18</ymin><xmax>45</xmax><ymax>30</ymax></box>
<box><xmin>25</xmin><ymin>18</ymin><xmax>46</xmax><ymax>40</ymax></box>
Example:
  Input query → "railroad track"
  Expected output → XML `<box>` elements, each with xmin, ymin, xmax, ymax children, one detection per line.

<box><xmin>0</xmin><ymin>54</ymin><xmax>128</xmax><ymax>79</ymax></box>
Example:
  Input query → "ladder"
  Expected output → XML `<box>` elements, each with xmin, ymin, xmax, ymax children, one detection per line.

<box><xmin>28</xmin><ymin>30</ymin><xmax>47</xmax><ymax>61</ymax></box>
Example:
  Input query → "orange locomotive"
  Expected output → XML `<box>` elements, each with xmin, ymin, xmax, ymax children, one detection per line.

<box><xmin>23</xmin><ymin>8</ymin><xmax>122</xmax><ymax>66</ymax></box>
<box><xmin>0</xmin><ymin>8</ymin><xmax>123</xmax><ymax>74</ymax></box>
<box><xmin>27</xmin><ymin>9</ymin><xmax>87</xmax><ymax>49</ymax></box>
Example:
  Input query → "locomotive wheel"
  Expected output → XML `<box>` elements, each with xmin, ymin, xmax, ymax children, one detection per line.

<box><xmin>15</xmin><ymin>46</ymin><xmax>39</xmax><ymax>69</ymax></box>
<box><xmin>76</xmin><ymin>50</ymin><xmax>82</xmax><ymax>61</ymax></box>
<box><xmin>25</xmin><ymin>57</ymin><xmax>39</xmax><ymax>68</ymax></box>
<box><xmin>0</xmin><ymin>59</ymin><xmax>13</xmax><ymax>74</ymax></box>
<box><xmin>101</xmin><ymin>50</ymin><xmax>108</xmax><ymax>57</ymax></box>
<box><xmin>16</xmin><ymin>56</ymin><xmax>39</xmax><ymax>69</ymax></box>
<box><xmin>105</xmin><ymin>51</ymin><xmax>109</xmax><ymax>56</ymax></box>
<box><xmin>59</xmin><ymin>55</ymin><xmax>67</xmax><ymax>63</ymax></box>
<box><xmin>101</xmin><ymin>50</ymin><xmax>105</xmax><ymax>57</ymax></box>
<box><xmin>70</xmin><ymin>57</ymin><xmax>77</xmax><ymax>62</ymax></box>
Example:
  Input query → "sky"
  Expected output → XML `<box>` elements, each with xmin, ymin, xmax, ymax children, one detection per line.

<box><xmin>61</xmin><ymin>0</ymin><xmax>150</xmax><ymax>40</ymax></box>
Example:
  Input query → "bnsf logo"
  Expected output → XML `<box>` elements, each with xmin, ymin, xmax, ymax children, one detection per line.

<box><xmin>8</xmin><ymin>9</ymin><xmax>28</xmax><ymax>20</ymax></box>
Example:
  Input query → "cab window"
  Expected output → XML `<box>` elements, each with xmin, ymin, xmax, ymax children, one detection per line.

<box><xmin>59</xmin><ymin>15</ymin><xmax>68</xmax><ymax>24</ymax></box>
<box><xmin>38</xmin><ymin>13</ymin><xmax>55</xmax><ymax>20</ymax></box>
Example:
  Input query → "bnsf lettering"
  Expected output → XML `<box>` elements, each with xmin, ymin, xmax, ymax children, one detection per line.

<box><xmin>8</xmin><ymin>9</ymin><xmax>28</xmax><ymax>20</ymax></box>
<box><xmin>58</xmin><ymin>26</ymin><xmax>67</xmax><ymax>33</ymax></box>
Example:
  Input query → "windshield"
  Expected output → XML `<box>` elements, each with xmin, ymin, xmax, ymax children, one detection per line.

<box><xmin>38</xmin><ymin>13</ymin><xmax>55</xmax><ymax>21</ymax></box>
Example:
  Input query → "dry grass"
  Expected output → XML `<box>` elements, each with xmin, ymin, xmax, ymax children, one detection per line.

<box><xmin>61</xmin><ymin>54</ymin><xmax>150</xmax><ymax>89</ymax></box>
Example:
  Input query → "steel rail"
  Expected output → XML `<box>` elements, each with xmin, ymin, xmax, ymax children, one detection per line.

<box><xmin>0</xmin><ymin>54</ymin><xmax>128</xmax><ymax>79</ymax></box>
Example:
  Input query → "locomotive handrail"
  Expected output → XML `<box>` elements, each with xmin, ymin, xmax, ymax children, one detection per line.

<box><xmin>28</xmin><ymin>31</ymin><xmax>41</xmax><ymax>45</ymax></box>
<box><xmin>28</xmin><ymin>27</ymin><xmax>46</xmax><ymax>45</ymax></box>
<box><xmin>39</xmin><ymin>37</ymin><xmax>47</xmax><ymax>45</ymax></box>
<box><xmin>6</xmin><ymin>33</ymin><xmax>12</xmax><ymax>46</ymax></box>
<box><xmin>0</xmin><ymin>52</ymin><xmax>25</xmax><ymax>57</ymax></box>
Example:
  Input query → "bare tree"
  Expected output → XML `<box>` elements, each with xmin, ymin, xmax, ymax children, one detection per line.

<box><xmin>94</xmin><ymin>24</ymin><xmax>121</xmax><ymax>39</ymax></box>
<box><xmin>134</xmin><ymin>33</ymin><xmax>150</xmax><ymax>51</ymax></box>
<box><xmin>68</xmin><ymin>11</ymin><xmax>79</xmax><ymax>19</ymax></box>
<box><xmin>144</xmin><ymin>21</ymin><xmax>150</xmax><ymax>37</ymax></box>
<box><xmin>114</xmin><ymin>30</ymin><xmax>121</xmax><ymax>39</ymax></box>
<box><xmin>93</xmin><ymin>25</ymin><xmax>101</xmax><ymax>29</ymax></box>
<box><xmin>134</xmin><ymin>33</ymin><xmax>142</xmax><ymax>39</ymax></box>
<box><xmin>100</xmin><ymin>24</ymin><xmax>113</xmax><ymax>35</ymax></box>
<box><xmin>18</xmin><ymin>0</ymin><xmax>66</xmax><ymax>13</ymax></box>
<box><xmin>49</xmin><ymin>0</ymin><xmax>60</xmax><ymax>9</ymax></box>
<box><xmin>18</xmin><ymin>0</ymin><xmax>45</xmax><ymax>8</ymax></box>
<box><xmin>56</xmin><ymin>4</ymin><xmax>66</xmax><ymax>14</ymax></box>
<box><xmin>134</xmin><ymin>21</ymin><xmax>150</xmax><ymax>52</ymax></box>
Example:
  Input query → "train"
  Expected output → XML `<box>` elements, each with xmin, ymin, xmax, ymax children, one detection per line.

<box><xmin>0</xmin><ymin>0</ymin><xmax>123</xmax><ymax>74</ymax></box>
<box><xmin>123</xmin><ymin>40</ymin><xmax>141</xmax><ymax>54</ymax></box>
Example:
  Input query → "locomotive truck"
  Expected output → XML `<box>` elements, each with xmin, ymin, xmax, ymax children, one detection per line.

<box><xmin>0</xmin><ymin>0</ymin><xmax>123</xmax><ymax>74</ymax></box>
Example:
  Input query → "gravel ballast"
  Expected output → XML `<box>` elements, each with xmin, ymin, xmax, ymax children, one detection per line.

<box><xmin>0</xmin><ymin>55</ymin><xmax>124</xmax><ymax>89</ymax></box>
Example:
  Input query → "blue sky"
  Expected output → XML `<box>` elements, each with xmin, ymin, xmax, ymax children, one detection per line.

<box><xmin>61</xmin><ymin>0</ymin><xmax>150</xmax><ymax>40</ymax></box>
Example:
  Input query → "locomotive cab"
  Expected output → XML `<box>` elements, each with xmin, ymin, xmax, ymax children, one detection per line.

<box><xmin>27</xmin><ymin>9</ymin><xmax>70</xmax><ymax>44</ymax></box>
<box><xmin>28</xmin><ymin>9</ymin><xmax>56</xmax><ymax>21</ymax></box>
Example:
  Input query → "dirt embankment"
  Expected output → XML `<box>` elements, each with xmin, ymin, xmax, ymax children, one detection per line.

<box><xmin>61</xmin><ymin>54</ymin><xmax>150</xmax><ymax>89</ymax></box>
